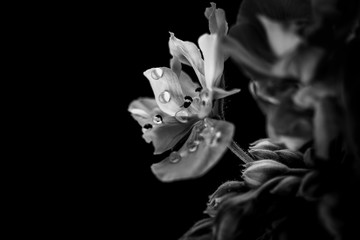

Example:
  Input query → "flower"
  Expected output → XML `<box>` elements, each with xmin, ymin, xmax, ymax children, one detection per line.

<box><xmin>217</xmin><ymin>0</ymin><xmax>355</xmax><ymax>157</ymax></box>
<box><xmin>128</xmin><ymin>3</ymin><xmax>239</xmax><ymax>182</ymax></box>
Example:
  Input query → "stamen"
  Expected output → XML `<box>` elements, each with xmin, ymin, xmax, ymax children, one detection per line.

<box><xmin>153</xmin><ymin>114</ymin><xmax>163</xmax><ymax>124</ymax></box>
<box><xmin>195</xmin><ymin>87</ymin><xmax>203</xmax><ymax>92</ymax></box>
<box><xmin>183</xmin><ymin>96</ymin><xmax>193</xmax><ymax>108</ymax></box>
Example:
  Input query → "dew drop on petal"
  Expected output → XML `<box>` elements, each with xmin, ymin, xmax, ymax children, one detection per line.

<box><xmin>153</xmin><ymin>114</ymin><xmax>163</xmax><ymax>124</ymax></box>
<box><xmin>158</xmin><ymin>91</ymin><xmax>171</xmax><ymax>104</ymax></box>
<box><xmin>142</xmin><ymin>123</ymin><xmax>153</xmax><ymax>133</ymax></box>
<box><xmin>210</xmin><ymin>131</ymin><xmax>222</xmax><ymax>146</ymax></box>
<box><xmin>187</xmin><ymin>140</ymin><xmax>200</xmax><ymax>152</ymax></box>
<box><xmin>151</xmin><ymin>68</ymin><xmax>164</xmax><ymax>80</ymax></box>
<box><xmin>175</xmin><ymin>110</ymin><xmax>189</xmax><ymax>123</ymax></box>
<box><xmin>169</xmin><ymin>151</ymin><xmax>182</xmax><ymax>163</ymax></box>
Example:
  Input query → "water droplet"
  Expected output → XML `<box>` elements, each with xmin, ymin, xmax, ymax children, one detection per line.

<box><xmin>153</xmin><ymin>114</ymin><xmax>163</xmax><ymax>124</ymax></box>
<box><xmin>169</xmin><ymin>151</ymin><xmax>182</xmax><ymax>163</ymax></box>
<box><xmin>187</xmin><ymin>140</ymin><xmax>200</xmax><ymax>152</ymax></box>
<box><xmin>142</xmin><ymin>123</ymin><xmax>153</xmax><ymax>133</ymax></box>
<box><xmin>158</xmin><ymin>91</ymin><xmax>171</xmax><ymax>104</ymax></box>
<box><xmin>151</xmin><ymin>68</ymin><xmax>163</xmax><ymax>80</ymax></box>
<box><xmin>210</xmin><ymin>131</ymin><xmax>222</xmax><ymax>146</ymax></box>
<box><xmin>175</xmin><ymin>110</ymin><xmax>189</xmax><ymax>123</ymax></box>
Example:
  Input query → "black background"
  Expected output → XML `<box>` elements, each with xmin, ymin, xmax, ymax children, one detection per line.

<box><xmin>39</xmin><ymin>0</ymin><xmax>266</xmax><ymax>239</ymax></box>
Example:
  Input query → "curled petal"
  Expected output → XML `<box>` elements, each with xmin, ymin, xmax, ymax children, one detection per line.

<box><xmin>198</xmin><ymin>34</ymin><xmax>224</xmax><ymax>88</ymax></box>
<box><xmin>205</xmin><ymin>2</ymin><xmax>228</xmax><ymax>36</ymax></box>
<box><xmin>298</xmin><ymin>171</ymin><xmax>322</xmax><ymax>200</ymax></box>
<box><xmin>179</xmin><ymin>218</ymin><xmax>214</xmax><ymax>240</ymax></box>
<box><xmin>151</xmin><ymin>119</ymin><xmax>234</xmax><ymax>182</ymax></box>
<box><xmin>270</xmin><ymin>175</ymin><xmax>302</xmax><ymax>196</ymax></box>
<box><xmin>169</xmin><ymin>33</ymin><xmax>205</xmax><ymax>86</ymax></box>
<box><xmin>220</xmin><ymin>35</ymin><xmax>275</xmax><ymax>77</ymax></box>
<box><xmin>128</xmin><ymin>98</ymin><xmax>159</xmax><ymax>126</ymax></box>
<box><xmin>129</xmin><ymin>98</ymin><xmax>196</xmax><ymax>154</ymax></box>
<box><xmin>144</xmin><ymin>67</ymin><xmax>184</xmax><ymax>116</ymax></box>
<box><xmin>249</xmin><ymin>138</ymin><xmax>285</xmax><ymax>151</ymax></box>
<box><xmin>212</xmin><ymin>87</ymin><xmax>241</xmax><ymax>100</ymax></box>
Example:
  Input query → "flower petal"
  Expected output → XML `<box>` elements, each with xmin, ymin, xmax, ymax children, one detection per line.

<box><xmin>313</xmin><ymin>97</ymin><xmax>339</xmax><ymax>159</ymax></box>
<box><xmin>270</xmin><ymin>175</ymin><xmax>301</xmax><ymax>195</ymax></box>
<box><xmin>178</xmin><ymin>71</ymin><xmax>201</xmax><ymax>98</ymax></box>
<box><xmin>205</xmin><ymin>2</ymin><xmax>228</xmax><ymax>36</ymax></box>
<box><xmin>151</xmin><ymin>119</ymin><xmax>234</xmax><ymax>182</ymax></box>
<box><xmin>168</xmin><ymin>33</ymin><xmax>205</xmax><ymax>86</ymax></box>
<box><xmin>198</xmin><ymin>34</ymin><xmax>224</xmax><ymax>89</ymax></box>
<box><xmin>129</xmin><ymin>98</ymin><xmax>196</xmax><ymax>154</ymax></box>
<box><xmin>220</xmin><ymin>35</ymin><xmax>275</xmax><ymax>77</ymax></box>
<box><xmin>238</xmin><ymin>0</ymin><xmax>312</xmax><ymax>23</ymax></box>
<box><xmin>128</xmin><ymin>97</ymin><xmax>158</xmax><ymax>126</ymax></box>
<box><xmin>143</xmin><ymin>67</ymin><xmax>184</xmax><ymax>116</ymax></box>
<box><xmin>212</xmin><ymin>87</ymin><xmax>241</xmax><ymax>99</ymax></box>
<box><xmin>169</xmin><ymin>56</ymin><xmax>182</xmax><ymax>78</ymax></box>
<box><xmin>144</xmin><ymin>117</ymin><xmax>198</xmax><ymax>155</ymax></box>
<box><xmin>258</xmin><ymin>15</ymin><xmax>302</xmax><ymax>57</ymax></box>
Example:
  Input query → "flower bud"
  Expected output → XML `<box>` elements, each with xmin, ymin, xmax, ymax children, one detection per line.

<box><xmin>242</xmin><ymin>160</ymin><xmax>289</xmax><ymax>188</ymax></box>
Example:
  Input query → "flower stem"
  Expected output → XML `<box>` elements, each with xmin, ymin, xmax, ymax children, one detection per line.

<box><xmin>229</xmin><ymin>140</ymin><xmax>254</xmax><ymax>163</ymax></box>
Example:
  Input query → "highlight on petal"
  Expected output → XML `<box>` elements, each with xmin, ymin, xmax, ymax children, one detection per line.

<box><xmin>212</xmin><ymin>87</ymin><xmax>241</xmax><ymax>100</ymax></box>
<box><xmin>129</xmin><ymin>98</ymin><xmax>196</xmax><ymax>154</ymax></box>
<box><xmin>128</xmin><ymin>97</ymin><xmax>160</xmax><ymax>125</ymax></box>
<box><xmin>198</xmin><ymin>33</ymin><xmax>223</xmax><ymax>88</ymax></box>
<box><xmin>169</xmin><ymin>33</ymin><xmax>205</xmax><ymax>86</ymax></box>
<box><xmin>151</xmin><ymin>118</ymin><xmax>235</xmax><ymax>182</ymax></box>
<box><xmin>205</xmin><ymin>2</ymin><xmax>228</xmax><ymax>36</ymax></box>
<box><xmin>144</xmin><ymin>67</ymin><xmax>184</xmax><ymax>116</ymax></box>
<box><xmin>258</xmin><ymin>15</ymin><xmax>302</xmax><ymax>57</ymax></box>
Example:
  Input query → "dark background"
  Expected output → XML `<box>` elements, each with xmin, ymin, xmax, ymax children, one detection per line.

<box><xmin>39</xmin><ymin>0</ymin><xmax>266</xmax><ymax>239</ymax></box>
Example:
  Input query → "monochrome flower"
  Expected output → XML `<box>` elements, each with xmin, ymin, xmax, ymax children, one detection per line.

<box><xmin>128</xmin><ymin>3</ymin><xmax>239</xmax><ymax>182</ymax></box>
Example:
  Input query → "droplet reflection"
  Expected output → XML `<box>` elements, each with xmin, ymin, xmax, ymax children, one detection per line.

<box><xmin>169</xmin><ymin>151</ymin><xmax>182</xmax><ymax>163</ymax></box>
<box><xmin>158</xmin><ymin>91</ymin><xmax>171</xmax><ymax>104</ymax></box>
<box><xmin>151</xmin><ymin>68</ymin><xmax>164</xmax><ymax>80</ymax></box>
